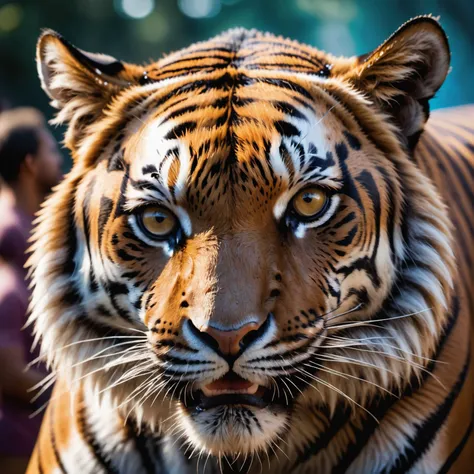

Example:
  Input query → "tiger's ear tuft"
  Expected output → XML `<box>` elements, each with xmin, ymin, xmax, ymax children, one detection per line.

<box><xmin>346</xmin><ymin>16</ymin><xmax>450</xmax><ymax>148</ymax></box>
<box><xmin>36</xmin><ymin>29</ymin><xmax>143</xmax><ymax>149</ymax></box>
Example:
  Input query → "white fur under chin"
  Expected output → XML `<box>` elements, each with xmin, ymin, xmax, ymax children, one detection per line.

<box><xmin>175</xmin><ymin>403</ymin><xmax>289</xmax><ymax>456</ymax></box>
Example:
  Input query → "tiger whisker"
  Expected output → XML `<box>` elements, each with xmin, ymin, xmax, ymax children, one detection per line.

<box><xmin>203</xmin><ymin>450</ymin><xmax>212</xmax><ymax>474</ymax></box>
<box><xmin>327</xmin><ymin>321</ymin><xmax>387</xmax><ymax>331</ymax></box>
<box><xmin>239</xmin><ymin>450</ymin><xmax>249</xmax><ymax>473</ymax></box>
<box><xmin>324</xmin><ymin>335</ymin><xmax>395</xmax><ymax>343</ymax></box>
<box><xmin>304</xmin><ymin>361</ymin><xmax>397</xmax><ymax>397</ymax></box>
<box><xmin>25</xmin><ymin>334</ymin><xmax>149</xmax><ymax>370</ymax></box>
<box><xmin>124</xmin><ymin>374</ymin><xmax>164</xmax><ymax>423</ymax></box>
<box><xmin>327</xmin><ymin>307</ymin><xmax>433</xmax><ymax>330</ymax></box>
<box><xmin>78</xmin><ymin>358</ymin><xmax>155</xmax><ymax>393</ymax></box>
<box><xmin>69</xmin><ymin>341</ymin><xmax>148</xmax><ymax>369</ymax></box>
<box><xmin>149</xmin><ymin>379</ymin><xmax>172</xmax><ymax>407</ymax></box>
<box><xmin>254</xmin><ymin>446</ymin><xmax>263</xmax><ymax>474</ymax></box>
<box><xmin>100</xmin><ymin>364</ymin><xmax>157</xmax><ymax>396</ymax></box>
<box><xmin>28</xmin><ymin>370</ymin><xmax>57</xmax><ymax>391</ymax></box>
<box><xmin>327</xmin><ymin>337</ymin><xmax>444</xmax><ymax>364</ymax></box>
<box><xmin>29</xmin><ymin>373</ymin><xmax>57</xmax><ymax>402</ymax></box>
<box><xmin>333</xmin><ymin>344</ymin><xmax>429</xmax><ymax>372</ymax></box>
<box><xmin>264</xmin><ymin>444</ymin><xmax>272</xmax><ymax>470</ymax></box>
<box><xmin>323</xmin><ymin>302</ymin><xmax>364</xmax><ymax>323</ymax></box>
<box><xmin>123</xmin><ymin>326</ymin><xmax>148</xmax><ymax>334</ymax></box>
<box><xmin>330</xmin><ymin>345</ymin><xmax>446</xmax><ymax>389</ymax></box>
<box><xmin>293</xmin><ymin>370</ymin><xmax>379</xmax><ymax>424</ymax></box>
<box><xmin>270</xmin><ymin>436</ymin><xmax>289</xmax><ymax>461</ymax></box>
<box><xmin>115</xmin><ymin>373</ymin><xmax>158</xmax><ymax>413</ymax></box>
<box><xmin>315</xmin><ymin>353</ymin><xmax>398</xmax><ymax>376</ymax></box>
<box><xmin>287</xmin><ymin>372</ymin><xmax>308</xmax><ymax>398</ymax></box>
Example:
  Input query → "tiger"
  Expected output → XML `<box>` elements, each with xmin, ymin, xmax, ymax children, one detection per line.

<box><xmin>25</xmin><ymin>15</ymin><xmax>473</xmax><ymax>474</ymax></box>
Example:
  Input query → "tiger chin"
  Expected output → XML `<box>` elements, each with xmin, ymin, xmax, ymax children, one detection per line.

<box><xmin>27</xmin><ymin>15</ymin><xmax>473</xmax><ymax>474</ymax></box>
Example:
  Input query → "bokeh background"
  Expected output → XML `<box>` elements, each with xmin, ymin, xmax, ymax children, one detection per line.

<box><xmin>0</xmin><ymin>0</ymin><xmax>472</xmax><ymax>168</ymax></box>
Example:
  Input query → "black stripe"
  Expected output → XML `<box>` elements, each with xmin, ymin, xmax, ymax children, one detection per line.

<box><xmin>114</xmin><ymin>172</ymin><xmax>129</xmax><ymax>218</ymax></box>
<box><xmin>386</xmin><ymin>354</ymin><xmax>470</xmax><ymax>473</ymax></box>
<box><xmin>153</xmin><ymin>73</ymin><xmax>234</xmax><ymax>110</ymax></box>
<box><xmin>337</xmin><ymin>141</ymin><xmax>362</xmax><ymax>208</ymax></box>
<box><xmin>375</xmin><ymin>165</ymin><xmax>397</xmax><ymax>261</ymax></box>
<box><xmin>332</xmin><ymin>212</ymin><xmax>356</xmax><ymax>229</ymax></box>
<box><xmin>133</xmin><ymin>430</ymin><xmax>157</xmax><ymax>474</ymax></box>
<box><xmin>117</xmin><ymin>248</ymin><xmax>135</xmax><ymax>261</ymax></box>
<box><xmin>160</xmin><ymin>54</ymin><xmax>230</xmax><ymax>68</ymax></box>
<box><xmin>161</xmin><ymin>104</ymin><xmax>198</xmax><ymax>123</ymax></box>
<box><xmin>305</xmin><ymin>150</ymin><xmax>335</xmax><ymax>173</ymax></box>
<box><xmin>160</xmin><ymin>353</ymin><xmax>214</xmax><ymax>365</ymax></box>
<box><xmin>82</xmin><ymin>176</ymin><xmax>95</xmax><ymax>253</ymax></box>
<box><xmin>107</xmin><ymin>152</ymin><xmax>124</xmax><ymax>172</ymax></box>
<box><xmin>78</xmin><ymin>403</ymin><xmax>119</xmax><ymax>474</ymax></box>
<box><xmin>164</xmin><ymin>120</ymin><xmax>197</xmax><ymax>140</ymax></box>
<box><xmin>424</xmin><ymin>137</ymin><xmax>474</xmax><ymax>229</ymax></box>
<box><xmin>335</xmin><ymin>225</ymin><xmax>358</xmax><ymax>247</ymax></box>
<box><xmin>418</xmin><ymin>142</ymin><xmax>473</xmax><ymax>268</ymax></box>
<box><xmin>159</xmin><ymin>57</ymin><xmax>230</xmax><ymax>73</ymax></box>
<box><xmin>98</xmin><ymin>196</ymin><xmax>114</xmax><ymax>247</ymax></box>
<box><xmin>438</xmin><ymin>417</ymin><xmax>473</xmax><ymax>474</ymax></box>
<box><xmin>158</xmin><ymin>62</ymin><xmax>228</xmax><ymax>77</ymax></box>
<box><xmin>240</xmin><ymin>75</ymin><xmax>314</xmax><ymax>102</ymax></box>
<box><xmin>244</xmin><ymin>39</ymin><xmax>325</xmax><ymax>63</ymax></box>
<box><xmin>141</xmin><ymin>164</ymin><xmax>157</xmax><ymax>175</ymax></box>
<box><xmin>50</xmin><ymin>404</ymin><xmax>68</xmax><ymax>474</ymax></box>
<box><xmin>271</xmin><ymin>100</ymin><xmax>308</xmax><ymax>121</ymax></box>
<box><xmin>177</xmin><ymin>46</ymin><xmax>232</xmax><ymax>55</ymax></box>
<box><xmin>328</xmin><ymin>296</ymin><xmax>460</xmax><ymax>473</ymax></box>
<box><xmin>63</xmin><ymin>178</ymin><xmax>81</xmax><ymax>276</ymax></box>
<box><xmin>129</xmin><ymin>178</ymin><xmax>167</xmax><ymax>198</ymax></box>
<box><xmin>292</xmin><ymin>405</ymin><xmax>352</xmax><ymax>467</ymax></box>
<box><xmin>428</xmin><ymin>132</ymin><xmax>474</xmax><ymax>204</ymax></box>
<box><xmin>244</xmin><ymin>63</ymin><xmax>316</xmax><ymax>73</ymax></box>
<box><xmin>82</xmin><ymin>177</ymin><xmax>96</xmax><ymax>293</ymax></box>
<box><xmin>252</xmin><ymin>157</ymin><xmax>270</xmax><ymax>186</ymax></box>
<box><xmin>356</xmin><ymin>170</ymin><xmax>382</xmax><ymax>287</ymax></box>
<box><xmin>37</xmin><ymin>443</ymin><xmax>45</xmax><ymax>474</ymax></box>
<box><xmin>105</xmin><ymin>287</ymin><xmax>134</xmax><ymax>323</ymax></box>
<box><xmin>343</xmin><ymin>131</ymin><xmax>362</xmax><ymax>150</ymax></box>
<box><xmin>244</xmin><ymin>50</ymin><xmax>325</xmax><ymax>70</ymax></box>
<box><xmin>429</xmin><ymin>126</ymin><xmax>474</xmax><ymax>179</ymax></box>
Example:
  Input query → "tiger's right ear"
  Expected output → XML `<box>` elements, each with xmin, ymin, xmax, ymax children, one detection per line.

<box><xmin>36</xmin><ymin>29</ymin><xmax>144</xmax><ymax>149</ymax></box>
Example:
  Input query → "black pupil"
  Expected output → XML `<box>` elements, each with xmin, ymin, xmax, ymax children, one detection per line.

<box><xmin>303</xmin><ymin>194</ymin><xmax>313</xmax><ymax>203</ymax></box>
<box><xmin>155</xmin><ymin>214</ymin><xmax>166</xmax><ymax>223</ymax></box>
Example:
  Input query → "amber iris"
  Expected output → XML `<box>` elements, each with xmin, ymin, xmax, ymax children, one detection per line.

<box><xmin>139</xmin><ymin>206</ymin><xmax>177</xmax><ymax>238</ymax></box>
<box><xmin>292</xmin><ymin>187</ymin><xmax>328</xmax><ymax>218</ymax></box>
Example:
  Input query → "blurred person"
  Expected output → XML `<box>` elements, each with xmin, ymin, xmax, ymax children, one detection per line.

<box><xmin>0</xmin><ymin>107</ymin><xmax>63</xmax><ymax>474</ymax></box>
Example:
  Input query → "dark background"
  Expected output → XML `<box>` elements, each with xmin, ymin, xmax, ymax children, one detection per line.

<box><xmin>1</xmin><ymin>0</ymin><xmax>472</xmax><ymax>168</ymax></box>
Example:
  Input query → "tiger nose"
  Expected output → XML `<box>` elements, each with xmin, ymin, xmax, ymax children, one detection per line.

<box><xmin>205</xmin><ymin>323</ymin><xmax>261</xmax><ymax>355</ymax></box>
<box><xmin>186</xmin><ymin>317</ymin><xmax>270</xmax><ymax>356</ymax></box>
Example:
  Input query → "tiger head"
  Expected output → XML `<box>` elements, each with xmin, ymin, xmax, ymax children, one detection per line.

<box><xmin>31</xmin><ymin>17</ymin><xmax>454</xmax><ymax>458</ymax></box>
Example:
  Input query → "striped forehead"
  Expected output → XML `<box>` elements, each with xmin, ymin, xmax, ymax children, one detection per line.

<box><xmin>126</xmin><ymin>103</ymin><xmax>340</xmax><ymax>206</ymax></box>
<box><xmin>129</xmin><ymin>118</ymin><xmax>191</xmax><ymax>202</ymax></box>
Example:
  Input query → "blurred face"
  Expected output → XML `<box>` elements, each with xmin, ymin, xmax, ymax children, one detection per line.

<box><xmin>33</xmin><ymin>128</ymin><xmax>63</xmax><ymax>192</ymax></box>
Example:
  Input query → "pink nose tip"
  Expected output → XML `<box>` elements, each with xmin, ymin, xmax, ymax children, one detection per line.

<box><xmin>205</xmin><ymin>323</ymin><xmax>260</xmax><ymax>355</ymax></box>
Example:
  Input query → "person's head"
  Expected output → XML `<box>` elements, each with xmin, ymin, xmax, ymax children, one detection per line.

<box><xmin>0</xmin><ymin>107</ymin><xmax>63</xmax><ymax>194</ymax></box>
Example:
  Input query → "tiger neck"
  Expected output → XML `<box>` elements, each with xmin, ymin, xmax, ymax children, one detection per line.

<box><xmin>272</xmin><ymin>294</ymin><xmax>469</xmax><ymax>473</ymax></box>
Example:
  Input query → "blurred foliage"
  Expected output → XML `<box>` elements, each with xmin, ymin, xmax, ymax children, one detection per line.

<box><xmin>0</xmin><ymin>0</ymin><xmax>472</xmax><ymax>167</ymax></box>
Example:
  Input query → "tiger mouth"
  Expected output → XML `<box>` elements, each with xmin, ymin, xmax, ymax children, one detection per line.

<box><xmin>181</xmin><ymin>372</ymin><xmax>277</xmax><ymax>411</ymax></box>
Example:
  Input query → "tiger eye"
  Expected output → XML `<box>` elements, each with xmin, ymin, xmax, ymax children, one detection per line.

<box><xmin>140</xmin><ymin>206</ymin><xmax>177</xmax><ymax>238</ymax></box>
<box><xmin>292</xmin><ymin>187</ymin><xmax>327</xmax><ymax>218</ymax></box>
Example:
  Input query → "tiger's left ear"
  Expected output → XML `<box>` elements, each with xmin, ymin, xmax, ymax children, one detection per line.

<box><xmin>345</xmin><ymin>16</ymin><xmax>450</xmax><ymax>149</ymax></box>
<box><xmin>36</xmin><ymin>29</ymin><xmax>144</xmax><ymax>150</ymax></box>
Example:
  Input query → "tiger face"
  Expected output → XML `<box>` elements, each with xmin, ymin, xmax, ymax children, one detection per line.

<box><xmin>31</xmin><ymin>18</ymin><xmax>454</xmax><ymax>458</ymax></box>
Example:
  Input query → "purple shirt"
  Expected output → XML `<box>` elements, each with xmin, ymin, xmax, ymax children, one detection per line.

<box><xmin>0</xmin><ymin>197</ymin><xmax>46</xmax><ymax>456</ymax></box>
